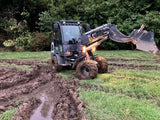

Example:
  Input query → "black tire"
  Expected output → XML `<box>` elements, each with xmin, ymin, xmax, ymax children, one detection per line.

<box><xmin>95</xmin><ymin>57</ymin><xmax>108</xmax><ymax>73</ymax></box>
<box><xmin>51</xmin><ymin>56</ymin><xmax>62</xmax><ymax>72</ymax></box>
<box><xmin>76</xmin><ymin>60</ymin><xmax>98</xmax><ymax>79</ymax></box>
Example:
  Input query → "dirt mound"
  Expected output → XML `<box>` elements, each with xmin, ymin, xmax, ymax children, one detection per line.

<box><xmin>0</xmin><ymin>59</ymin><xmax>85</xmax><ymax>120</ymax></box>
<box><xmin>52</xmin><ymin>78</ymin><xmax>86</xmax><ymax>120</ymax></box>
<box><xmin>13</xmin><ymin>98</ymin><xmax>41</xmax><ymax>120</ymax></box>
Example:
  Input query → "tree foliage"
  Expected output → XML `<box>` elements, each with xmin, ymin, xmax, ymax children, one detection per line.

<box><xmin>0</xmin><ymin>0</ymin><xmax>160</xmax><ymax>51</ymax></box>
<box><xmin>2</xmin><ymin>18</ymin><xmax>32</xmax><ymax>51</ymax></box>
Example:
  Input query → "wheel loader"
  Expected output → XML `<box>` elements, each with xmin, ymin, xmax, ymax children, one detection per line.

<box><xmin>51</xmin><ymin>20</ymin><xmax>159</xmax><ymax>79</ymax></box>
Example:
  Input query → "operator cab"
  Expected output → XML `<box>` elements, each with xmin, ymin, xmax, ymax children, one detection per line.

<box><xmin>51</xmin><ymin>20</ymin><xmax>90</xmax><ymax>66</ymax></box>
<box><xmin>52</xmin><ymin>20</ymin><xmax>83</xmax><ymax>54</ymax></box>
<box><xmin>62</xmin><ymin>22</ymin><xmax>83</xmax><ymax>44</ymax></box>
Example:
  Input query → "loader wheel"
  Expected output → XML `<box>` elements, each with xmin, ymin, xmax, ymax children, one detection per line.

<box><xmin>95</xmin><ymin>57</ymin><xmax>108</xmax><ymax>73</ymax></box>
<box><xmin>76</xmin><ymin>60</ymin><xmax>98</xmax><ymax>79</ymax></box>
<box><xmin>51</xmin><ymin>56</ymin><xmax>62</xmax><ymax>72</ymax></box>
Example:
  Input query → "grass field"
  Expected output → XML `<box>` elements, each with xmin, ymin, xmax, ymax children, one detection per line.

<box><xmin>60</xmin><ymin>50</ymin><xmax>160</xmax><ymax>120</ymax></box>
<box><xmin>0</xmin><ymin>50</ymin><xmax>160</xmax><ymax>120</ymax></box>
<box><xmin>0</xmin><ymin>51</ymin><xmax>50</xmax><ymax>61</ymax></box>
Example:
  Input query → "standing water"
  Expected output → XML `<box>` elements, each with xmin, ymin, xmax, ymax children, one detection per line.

<box><xmin>30</xmin><ymin>87</ymin><xmax>57</xmax><ymax>120</ymax></box>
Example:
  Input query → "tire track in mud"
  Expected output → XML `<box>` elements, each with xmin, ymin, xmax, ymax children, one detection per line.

<box><xmin>106</xmin><ymin>58</ymin><xmax>160</xmax><ymax>70</ymax></box>
<box><xmin>109</xmin><ymin>63</ymin><xmax>160</xmax><ymax>70</ymax></box>
<box><xmin>107</xmin><ymin>58</ymin><xmax>153</xmax><ymax>62</ymax></box>
<box><xmin>0</xmin><ymin>59</ymin><xmax>86</xmax><ymax>120</ymax></box>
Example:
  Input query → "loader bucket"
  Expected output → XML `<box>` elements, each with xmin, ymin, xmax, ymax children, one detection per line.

<box><xmin>108</xmin><ymin>24</ymin><xmax>159</xmax><ymax>54</ymax></box>
<box><xmin>135</xmin><ymin>31</ymin><xmax>159</xmax><ymax>54</ymax></box>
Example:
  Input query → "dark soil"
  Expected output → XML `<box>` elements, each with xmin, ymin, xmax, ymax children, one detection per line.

<box><xmin>13</xmin><ymin>98</ymin><xmax>41</xmax><ymax>120</ymax></box>
<box><xmin>52</xmin><ymin>78</ymin><xmax>86</xmax><ymax>120</ymax></box>
<box><xmin>0</xmin><ymin>59</ymin><xmax>85</xmax><ymax>120</ymax></box>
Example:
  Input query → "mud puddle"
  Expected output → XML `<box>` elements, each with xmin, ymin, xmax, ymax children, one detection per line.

<box><xmin>0</xmin><ymin>58</ymin><xmax>85</xmax><ymax>120</ymax></box>
<box><xmin>30</xmin><ymin>94</ymin><xmax>54</xmax><ymax>120</ymax></box>
<box><xmin>30</xmin><ymin>84</ymin><xmax>59</xmax><ymax>120</ymax></box>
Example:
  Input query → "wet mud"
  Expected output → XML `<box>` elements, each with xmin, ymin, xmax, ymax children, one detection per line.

<box><xmin>30</xmin><ymin>94</ymin><xmax>54</xmax><ymax>120</ymax></box>
<box><xmin>0</xmin><ymin>59</ymin><xmax>85</xmax><ymax>120</ymax></box>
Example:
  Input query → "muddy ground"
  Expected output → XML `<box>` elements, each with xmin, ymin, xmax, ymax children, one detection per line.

<box><xmin>0</xmin><ymin>59</ymin><xmax>85</xmax><ymax>120</ymax></box>
<box><xmin>0</xmin><ymin>58</ymin><xmax>160</xmax><ymax>120</ymax></box>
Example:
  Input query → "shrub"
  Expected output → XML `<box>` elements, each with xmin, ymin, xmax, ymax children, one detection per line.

<box><xmin>0</xmin><ymin>34</ymin><xmax>5</xmax><ymax>47</ymax></box>
<box><xmin>30</xmin><ymin>32</ymin><xmax>52</xmax><ymax>51</ymax></box>
<box><xmin>3</xmin><ymin>31</ymin><xmax>33</xmax><ymax>51</ymax></box>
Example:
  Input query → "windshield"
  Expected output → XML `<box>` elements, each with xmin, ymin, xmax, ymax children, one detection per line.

<box><xmin>62</xmin><ymin>25</ymin><xmax>82</xmax><ymax>43</ymax></box>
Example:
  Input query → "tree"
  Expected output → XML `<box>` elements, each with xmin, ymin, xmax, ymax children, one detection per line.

<box><xmin>0</xmin><ymin>0</ymin><xmax>159</xmax><ymax>50</ymax></box>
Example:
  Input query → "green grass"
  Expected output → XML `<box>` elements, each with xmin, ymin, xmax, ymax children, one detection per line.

<box><xmin>59</xmin><ymin>70</ymin><xmax>76</xmax><ymax>78</ymax></box>
<box><xmin>78</xmin><ymin>50</ymin><xmax>160</xmax><ymax>120</ymax></box>
<box><xmin>0</xmin><ymin>50</ymin><xmax>159</xmax><ymax>60</ymax></box>
<box><xmin>107</xmin><ymin>59</ymin><xmax>160</xmax><ymax>66</ymax></box>
<box><xmin>57</xmin><ymin>51</ymin><xmax>160</xmax><ymax>120</ymax></box>
<box><xmin>0</xmin><ymin>62</ymin><xmax>32</xmax><ymax>70</ymax></box>
<box><xmin>79</xmin><ymin>89</ymin><xmax>160</xmax><ymax>120</ymax></box>
<box><xmin>81</xmin><ymin>70</ymin><xmax>160</xmax><ymax>99</ymax></box>
<box><xmin>94</xmin><ymin>50</ymin><xmax>160</xmax><ymax>60</ymax></box>
<box><xmin>0</xmin><ymin>51</ymin><xmax>50</xmax><ymax>60</ymax></box>
<box><xmin>0</xmin><ymin>108</ymin><xmax>17</xmax><ymax>120</ymax></box>
<box><xmin>1</xmin><ymin>50</ymin><xmax>159</xmax><ymax>61</ymax></box>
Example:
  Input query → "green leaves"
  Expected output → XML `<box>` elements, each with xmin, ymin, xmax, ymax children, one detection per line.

<box><xmin>3</xmin><ymin>39</ymin><xmax>15</xmax><ymax>47</ymax></box>
<box><xmin>1</xmin><ymin>0</ymin><xmax>160</xmax><ymax>51</ymax></box>
<box><xmin>3</xmin><ymin>31</ymin><xmax>33</xmax><ymax>50</ymax></box>
<box><xmin>38</xmin><ymin>11</ymin><xmax>53</xmax><ymax>32</ymax></box>
<box><xmin>36</xmin><ymin>0</ymin><xmax>160</xmax><ymax>50</ymax></box>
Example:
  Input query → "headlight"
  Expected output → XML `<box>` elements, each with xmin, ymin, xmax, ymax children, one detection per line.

<box><xmin>65</xmin><ymin>50</ymin><xmax>71</xmax><ymax>56</ymax></box>
<box><xmin>82</xmin><ymin>46</ymin><xmax>87</xmax><ymax>53</ymax></box>
<box><xmin>92</xmin><ymin>47</ymin><xmax>96</xmax><ymax>52</ymax></box>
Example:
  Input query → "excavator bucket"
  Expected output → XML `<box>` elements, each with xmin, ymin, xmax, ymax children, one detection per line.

<box><xmin>108</xmin><ymin>24</ymin><xmax>159</xmax><ymax>54</ymax></box>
